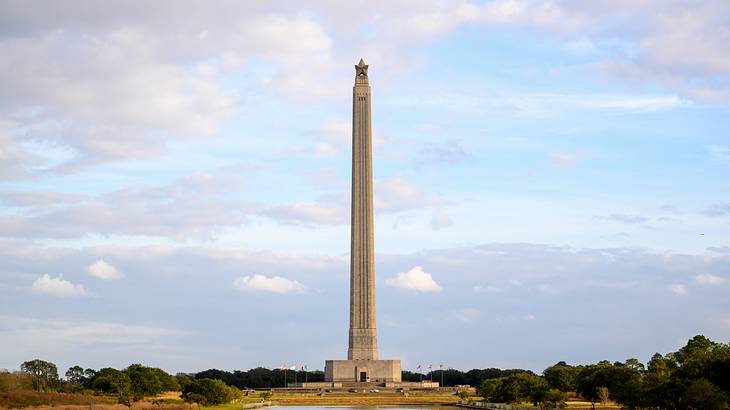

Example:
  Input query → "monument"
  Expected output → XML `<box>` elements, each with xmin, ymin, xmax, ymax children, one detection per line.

<box><xmin>323</xmin><ymin>59</ymin><xmax>402</xmax><ymax>385</ymax></box>
<box><xmin>291</xmin><ymin>61</ymin><xmax>436</xmax><ymax>389</ymax></box>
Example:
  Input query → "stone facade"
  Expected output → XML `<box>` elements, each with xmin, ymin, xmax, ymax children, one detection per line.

<box><xmin>349</xmin><ymin>58</ymin><xmax>378</xmax><ymax>361</ymax></box>
<box><xmin>324</xmin><ymin>59</ymin><xmax>403</xmax><ymax>384</ymax></box>
<box><xmin>325</xmin><ymin>359</ymin><xmax>401</xmax><ymax>383</ymax></box>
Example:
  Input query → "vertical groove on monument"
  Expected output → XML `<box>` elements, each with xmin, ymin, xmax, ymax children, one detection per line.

<box><xmin>348</xmin><ymin>58</ymin><xmax>378</xmax><ymax>361</ymax></box>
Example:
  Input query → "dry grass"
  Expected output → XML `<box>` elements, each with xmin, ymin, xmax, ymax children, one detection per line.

<box><xmin>270</xmin><ymin>392</ymin><xmax>460</xmax><ymax>406</ymax></box>
<box><xmin>565</xmin><ymin>401</ymin><xmax>621</xmax><ymax>409</ymax></box>
<box><xmin>0</xmin><ymin>391</ymin><xmax>117</xmax><ymax>409</ymax></box>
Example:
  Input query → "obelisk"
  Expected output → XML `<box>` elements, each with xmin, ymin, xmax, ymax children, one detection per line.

<box><xmin>348</xmin><ymin>58</ymin><xmax>378</xmax><ymax>361</ymax></box>
<box><xmin>324</xmin><ymin>60</ymin><xmax>401</xmax><ymax>385</ymax></box>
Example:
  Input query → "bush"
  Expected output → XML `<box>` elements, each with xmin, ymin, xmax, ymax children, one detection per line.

<box><xmin>182</xmin><ymin>378</ymin><xmax>237</xmax><ymax>405</ymax></box>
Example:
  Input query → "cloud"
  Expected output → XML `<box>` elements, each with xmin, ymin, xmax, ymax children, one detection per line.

<box><xmin>87</xmin><ymin>259</ymin><xmax>124</xmax><ymax>280</ymax></box>
<box><xmin>430</xmin><ymin>209</ymin><xmax>453</xmax><ymax>230</ymax></box>
<box><xmin>418</xmin><ymin>139</ymin><xmax>474</xmax><ymax>166</ymax></box>
<box><xmin>3</xmin><ymin>239</ymin><xmax>730</xmax><ymax>371</ymax></box>
<box><xmin>375</xmin><ymin>178</ymin><xmax>442</xmax><ymax>212</ymax></box>
<box><xmin>472</xmin><ymin>285</ymin><xmax>503</xmax><ymax>293</ymax></box>
<box><xmin>31</xmin><ymin>274</ymin><xmax>86</xmax><ymax>297</ymax></box>
<box><xmin>233</xmin><ymin>274</ymin><xmax>305</xmax><ymax>294</ymax></box>
<box><xmin>0</xmin><ymin>173</ymin><xmax>255</xmax><ymax>240</ymax></box>
<box><xmin>670</xmin><ymin>284</ymin><xmax>687</xmax><ymax>296</ymax></box>
<box><xmin>261</xmin><ymin>193</ymin><xmax>348</xmax><ymax>226</ymax></box>
<box><xmin>386</xmin><ymin>266</ymin><xmax>442</xmax><ymax>292</ymax></box>
<box><xmin>451</xmin><ymin>307</ymin><xmax>481</xmax><ymax>324</ymax></box>
<box><xmin>0</xmin><ymin>4</ymin><xmax>341</xmax><ymax>177</ymax></box>
<box><xmin>0</xmin><ymin>191</ymin><xmax>89</xmax><ymax>207</ymax></box>
<box><xmin>308</xmin><ymin>118</ymin><xmax>350</xmax><ymax>146</ymax></box>
<box><xmin>548</xmin><ymin>152</ymin><xmax>583</xmax><ymax>168</ymax></box>
<box><xmin>594</xmin><ymin>214</ymin><xmax>650</xmax><ymax>224</ymax></box>
<box><xmin>695</xmin><ymin>274</ymin><xmax>725</xmax><ymax>286</ymax></box>
<box><xmin>261</xmin><ymin>177</ymin><xmax>444</xmax><ymax>227</ymax></box>
<box><xmin>707</xmin><ymin>145</ymin><xmax>730</xmax><ymax>162</ymax></box>
<box><xmin>701</xmin><ymin>203</ymin><xmax>730</xmax><ymax>217</ymax></box>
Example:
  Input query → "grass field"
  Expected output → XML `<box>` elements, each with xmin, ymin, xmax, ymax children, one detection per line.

<box><xmin>0</xmin><ymin>390</ymin><xmax>622</xmax><ymax>410</ymax></box>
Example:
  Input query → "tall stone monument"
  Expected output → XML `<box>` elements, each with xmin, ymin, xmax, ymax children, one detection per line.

<box><xmin>324</xmin><ymin>59</ymin><xmax>402</xmax><ymax>384</ymax></box>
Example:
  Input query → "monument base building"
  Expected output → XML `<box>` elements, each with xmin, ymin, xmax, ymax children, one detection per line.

<box><xmin>325</xmin><ymin>359</ymin><xmax>401</xmax><ymax>383</ymax></box>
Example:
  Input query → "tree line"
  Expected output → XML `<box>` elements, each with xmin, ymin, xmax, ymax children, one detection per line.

<box><xmin>5</xmin><ymin>334</ymin><xmax>728</xmax><ymax>409</ymax></box>
<box><xmin>475</xmin><ymin>335</ymin><xmax>729</xmax><ymax>410</ymax></box>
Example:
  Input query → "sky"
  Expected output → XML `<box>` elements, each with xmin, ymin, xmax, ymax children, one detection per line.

<box><xmin>1</xmin><ymin>0</ymin><xmax>730</xmax><ymax>375</ymax></box>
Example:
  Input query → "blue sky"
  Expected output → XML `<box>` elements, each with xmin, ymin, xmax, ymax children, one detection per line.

<box><xmin>1</xmin><ymin>0</ymin><xmax>729</xmax><ymax>375</ymax></box>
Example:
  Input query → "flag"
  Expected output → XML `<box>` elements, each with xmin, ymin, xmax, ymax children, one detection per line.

<box><xmin>439</xmin><ymin>364</ymin><xmax>443</xmax><ymax>369</ymax></box>
<box><xmin>416</xmin><ymin>364</ymin><xmax>421</xmax><ymax>370</ymax></box>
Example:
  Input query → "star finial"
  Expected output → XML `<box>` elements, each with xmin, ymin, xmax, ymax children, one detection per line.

<box><xmin>355</xmin><ymin>58</ymin><xmax>369</xmax><ymax>77</ymax></box>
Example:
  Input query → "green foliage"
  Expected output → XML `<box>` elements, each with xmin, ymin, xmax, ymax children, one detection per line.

<box><xmin>457</xmin><ymin>390</ymin><xmax>470</xmax><ymax>400</ymax></box>
<box><xmin>124</xmin><ymin>363</ymin><xmax>179</xmax><ymax>399</ymax></box>
<box><xmin>195</xmin><ymin>367</ymin><xmax>325</xmax><ymax>388</ymax></box>
<box><xmin>684</xmin><ymin>378</ymin><xmax>726</xmax><ymax>410</ymax></box>
<box><xmin>540</xmin><ymin>389</ymin><xmax>566</xmax><ymax>409</ymax></box>
<box><xmin>543</xmin><ymin>361</ymin><xmax>579</xmax><ymax>392</ymax></box>
<box><xmin>176</xmin><ymin>373</ymin><xmax>194</xmax><ymax>390</ymax></box>
<box><xmin>259</xmin><ymin>390</ymin><xmax>272</xmax><ymax>401</ymax></box>
<box><xmin>476</xmin><ymin>378</ymin><xmax>502</xmax><ymax>401</ymax></box>
<box><xmin>91</xmin><ymin>368</ymin><xmax>131</xmax><ymax>395</ymax></box>
<box><xmin>20</xmin><ymin>359</ymin><xmax>59</xmax><ymax>392</ymax></box>
<box><xmin>182</xmin><ymin>378</ymin><xmax>237</xmax><ymax>405</ymax></box>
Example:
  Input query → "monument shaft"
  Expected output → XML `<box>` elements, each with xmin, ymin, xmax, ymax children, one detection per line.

<box><xmin>323</xmin><ymin>60</ymin><xmax>401</xmax><ymax>385</ymax></box>
<box><xmin>348</xmin><ymin>59</ymin><xmax>378</xmax><ymax>361</ymax></box>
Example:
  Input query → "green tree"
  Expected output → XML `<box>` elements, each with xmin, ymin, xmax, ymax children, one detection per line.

<box><xmin>65</xmin><ymin>365</ymin><xmax>85</xmax><ymax>383</ymax></box>
<box><xmin>125</xmin><ymin>364</ymin><xmax>163</xmax><ymax>400</ymax></box>
<box><xmin>683</xmin><ymin>378</ymin><xmax>726</xmax><ymax>410</ymax></box>
<box><xmin>64</xmin><ymin>365</ymin><xmax>85</xmax><ymax>391</ymax></box>
<box><xmin>20</xmin><ymin>359</ymin><xmax>59</xmax><ymax>392</ymax></box>
<box><xmin>182</xmin><ymin>378</ymin><xmax>237</xmax><ymax>406</ymax></box>
<box><xmin>477</xmin><ymin>378</ymin><xmax>502</xmax><ymax>401</ymax></box>
<box><xmin>540</xmin><ymin>389</ymin><xmax>566</xmax><ymax>409</ymax></box>
<box><xmin>543</xmin><ymin>362</ymin><xmax>579</xmax><ymax>392</ymax></box>
<box><xmin>488</xmin><ymin>372</ymin><xmax>546</xmax><ymax>404</ymax></box>
<box><xmin>92</xmin><ymin>368</ymin><xmax>131</xmax><ymax>395</ymax></box>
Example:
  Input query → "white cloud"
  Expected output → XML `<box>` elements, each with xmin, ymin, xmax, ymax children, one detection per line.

<box><xmin>548</xmin><ymin>152</ymin><xmax>583</xmax><ymax>168</ymax></box>
<box><xmin>452</xmin><ymin>307</ymin><xmax>481</xmax><ymax>324</ymax></box>
<box><xmin>386</xmin><ymin>266</ymin><xmax>442</xmax><ymax>292</ymax></box>
<box><xmin>31</xmin><ymin>274</ymin><xmax>86</xmax><ymax>297</ymax></box>
<box><xmin>695</xmin><ymin>274</ymin><xmax>725</xmax><ymax>286</ymax></box>
<box><xmin>473</xmin><ymin>285</ymin><xmax>503</xmax><ymax>293</ymax></box>
<box><xmin>375</xmin><ymin>178</ymin><xmax>442</xmax><ymax>212</ymax></box>
<box><xmin>418</xmin><ymin>139</ymin><xmax>474</xmax><ymax>166</ymax></box>
<box><xmin>670</xmin><ymin>284</ymin><xmax>687</xmax><ymax>296</ymax></box>
<box><xmin>0</xmin><ymin>173</ymin><xmax>255</xmax><ymax>240</ymax></box>
<box><xmin>430</xmin><ymin>209</ymin><xmax>453</xmax><ymax>230</ymax></box>
<box><xmin>233</xmin><ymin>274</ymin><xmax>305</xmax><ymax>294</ymax></box>
<box><xmin>262</xmin><ymin>201</ymin><xmax>347</xmax><ymax>226</ymax></box>
<box><xmin>594</xmin><ymin>214</ymin><xmax>649</xmax><ymax>224</ymax></box>
<box><xmin>87</xmin><ymin>259</ymin><xmax>124</xmax><ymax>280</ymax></box>
<box><xmin>708</xmin><ymin>145</ymin><xmax>730</xmax><ymax>162</ymax></box>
